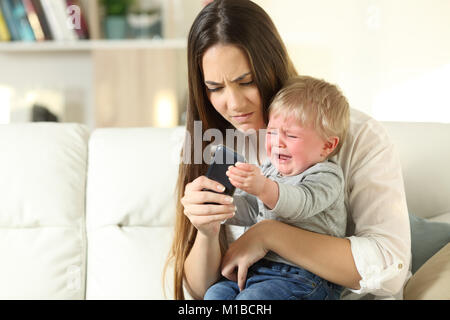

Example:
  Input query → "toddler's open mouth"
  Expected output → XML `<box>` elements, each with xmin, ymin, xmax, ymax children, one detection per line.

<box><xmin>275</xmin><ymin>153</ymin><xmax>292</xmax><ymax>162</ymax></box>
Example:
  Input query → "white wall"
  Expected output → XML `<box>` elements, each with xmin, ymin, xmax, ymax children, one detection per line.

<box><xmin>254</xmin><ymin>0</ymin><xmax>450</xmax><ymax>123</ymax></box>
<box><xmin>0</xmin><ymin>52</ymin><xmax>94</xmax><ymax>128</ymax></box>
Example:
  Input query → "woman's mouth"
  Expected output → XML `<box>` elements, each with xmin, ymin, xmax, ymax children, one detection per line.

<box><xmin>231</xmin><ymin>112</ymin><xmax>253</xmax><ymax>123</ymax></box>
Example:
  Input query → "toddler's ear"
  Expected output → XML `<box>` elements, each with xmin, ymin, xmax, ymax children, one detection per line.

<box><xmin>322</xmin><ymin>136</ymin><xmax>339</xmax><ymax>157</ymax></box>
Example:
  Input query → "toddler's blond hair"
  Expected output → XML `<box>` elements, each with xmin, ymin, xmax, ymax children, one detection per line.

<box><xmin>269</xmin><ymin>76</ymin><xmax>350</xmax><ymax>158</ymax></box>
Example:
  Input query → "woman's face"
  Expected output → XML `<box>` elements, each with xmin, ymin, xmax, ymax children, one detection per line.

<box><xmin>202</xmin><ymin>44</ymin><xmax>265</xmax><ymax>132</ymax></box>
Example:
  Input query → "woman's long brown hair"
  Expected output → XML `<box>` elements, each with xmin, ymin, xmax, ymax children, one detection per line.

<box><xmin>163</xmin><ymin>0</ymin><xmax>297</xmax><ymax>300</ymax></box>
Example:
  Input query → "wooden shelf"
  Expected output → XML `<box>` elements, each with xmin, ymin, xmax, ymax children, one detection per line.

<box><xmin>0</xmin><ymin>39</ymin><xmax>187</xmax><ymax>53</ymax></box>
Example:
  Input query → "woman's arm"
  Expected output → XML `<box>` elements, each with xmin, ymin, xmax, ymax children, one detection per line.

<box><xmin>180</xmin><ymin>175</ymin><xmax>236</xmax><ymax>299</ymax></box>
<box><xmin>221</xmin><ymin>219</ymin><xmax>361</xmax><ymax>290</ymax></box>
<box><xmin>184</xmin><ymin>231</ymin><xmax>222</xmax><ymax>299</ymax></box>
<box><xmin>262</xmin><ymin>220</ymin><xmax>361</xmax><ymax>289</ymax></box>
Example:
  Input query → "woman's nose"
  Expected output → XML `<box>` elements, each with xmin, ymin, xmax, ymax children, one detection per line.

<box><xmin>226</xmin><ymin>87</ymin><xmax>245</xmax><ymax>111</ymax></box>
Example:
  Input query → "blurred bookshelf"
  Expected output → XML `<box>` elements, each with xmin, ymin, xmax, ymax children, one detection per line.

<box><xmin>0</xmin><ymin>0</ymin><xmax>199</xmax><ymax>129</ymax></box>
<box><xmin>0</xmin><ymin>0</ymin><xmax>191</xmax><ymax>49</ymax></box>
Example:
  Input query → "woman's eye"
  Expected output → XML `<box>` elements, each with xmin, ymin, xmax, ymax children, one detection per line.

<box><xmin>240</xmin><ymin>80</ymin><xmax>254</xmax><ymax>86</ymax></box>
<box><xmin>206</xmin><ymin>87</ymin><xmax>222</xmax><ymax>92</ymax></box>
<box><xmin>287</xmin><ymin>135</ymin><xmax>298</xmax><ymax>139</ymax></box>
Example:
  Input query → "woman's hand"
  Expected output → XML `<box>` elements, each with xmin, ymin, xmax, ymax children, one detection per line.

<box><xmin>220</xmin><ymin>220</ymin><xmax>270</xmax><ymax>291</ymax></box>
<box><xmin>181</xmin><ymin>175</ymin><xmax>236</xmax><ymax>238</ymax></box>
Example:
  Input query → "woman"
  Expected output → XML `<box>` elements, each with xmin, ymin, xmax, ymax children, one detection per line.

<box><xmin>166</xmin><ymin>0</ymin><xmax>410</xmax><ymax>300</ymax></box>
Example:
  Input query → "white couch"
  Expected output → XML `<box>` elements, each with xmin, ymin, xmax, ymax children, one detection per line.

<box><xmin>0</xmin><ymin>121</ymin><xmax>449</xmax><ymax>300</ymax></box>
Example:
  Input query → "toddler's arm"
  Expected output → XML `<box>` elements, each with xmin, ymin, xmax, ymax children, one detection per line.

<box><xmin>267</xmin><ymin>163</ymin><xmax>344</xmax><ymax>221</ymax></box>
<box><xmin>228</xmin><ymin>161</ymin><xmax>344</xmax><ymax>221</ymax></box>
<box><xmin>226</xmin><ymin>162</ymin><xmax>279</xmax><ymax>209</ymax></box>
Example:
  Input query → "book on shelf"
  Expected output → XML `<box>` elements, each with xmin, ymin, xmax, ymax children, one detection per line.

<box><xmin>82</xmin><ymin>0</ymin><xmax>101</xmax><ymax>39</ymax></box>
<box><xmin>0</xmin><ymin>0</ymin><xmax>94</xmax><ymax>42</ymax></box>
<box><xmin>41</xmin><ymin>0</ymin><xmax>77</xmax><ymax>41</ymax></box>
<box><xmin>29</xmin><ymin>0</ymin><xmax>53</xmax><ymax>40</ymax></box>
<box><xmin>22</xmin><ymin>0</ymin><xmax>45</xmax><ymax>41</ymax></box>
<box><xmin>0</xmin><ymin>0</ymin><xmax>35</xmax><ymax>41</ymax></box>
<box><xmin>0</xmin><ymin>5</ymin><xmax>12</xmax><ymax>41</ymax></box>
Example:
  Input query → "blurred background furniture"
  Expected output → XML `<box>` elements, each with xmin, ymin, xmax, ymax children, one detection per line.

<box><xmin>1</xmin><ymin>0</ymin><xmax>450</xmax><ymax>130</ymax></box>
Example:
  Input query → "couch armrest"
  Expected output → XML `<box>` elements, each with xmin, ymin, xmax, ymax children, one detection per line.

<box><xmin>404</xmin><ymin>243</ymin><xmax>450</xmax><ymax>300</ymax></box>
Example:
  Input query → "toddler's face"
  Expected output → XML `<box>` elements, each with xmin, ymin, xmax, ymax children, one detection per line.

<box><xmin>266</xmin><ymin>114</ymin><xmax>328</xmax><ymax>176</ymax></box>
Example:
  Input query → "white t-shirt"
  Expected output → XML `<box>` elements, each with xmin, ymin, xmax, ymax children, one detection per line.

<box><xmin>224</xmin><ymin>108</ymin><xmax>411</xmax><ymax>299</ymax></box>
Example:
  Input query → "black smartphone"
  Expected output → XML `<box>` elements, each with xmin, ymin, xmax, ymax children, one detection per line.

<box><xmin>203</xmin><ymin>144</ymin><xmax>245</xmax><ymax>201</ymax></box>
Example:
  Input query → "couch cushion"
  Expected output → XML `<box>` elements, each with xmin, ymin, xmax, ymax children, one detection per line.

<box><xmin>0</xmin><ymin>123</ymin><xmax>89</xmax><ymax>299</ymax></box>
<box><xmin>86</xmin><ymin>127</ymin><xmax>183</xmax><ymax>299</ymax></box>
<box><xmin>409</xmin><ymin>213</ymin><xmax>450</xmax><ymax>274</ymax></box>
<box><xmin>382</xmin><ymin>122</ymin><xmax>450</xmax><ymax>219</ymax></box>
<box><xmin>404</xmin><ymin>243</ymin><xmax>450</xmax><ymax>300</ymax></box>
<box><xmin>87</xmin><ymin>226</ymin><xmax>174</xmax><ymax>299</ymax></box>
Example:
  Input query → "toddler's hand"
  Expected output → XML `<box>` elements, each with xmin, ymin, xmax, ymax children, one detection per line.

<box><xmin>226</xmin><ymin>162</ymin><xmax>266</xmax><ymax>197</ymax></box>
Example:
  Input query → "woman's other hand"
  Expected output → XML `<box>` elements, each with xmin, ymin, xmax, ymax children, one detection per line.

<box><xmin>181</xmin><ymin>175</ymin><xmax>236</xmax><ymax>238</ymax></box>
<box><xmin>220</xmin><ymin>220</ymin><xmax>270</xmax><ymax>291</ymax></box>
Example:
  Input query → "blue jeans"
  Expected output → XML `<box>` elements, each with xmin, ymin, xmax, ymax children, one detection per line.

<box><xmin>204</xmin><ymin>259</ymin><xmax>342</xmax><ymax>300</ymax></box>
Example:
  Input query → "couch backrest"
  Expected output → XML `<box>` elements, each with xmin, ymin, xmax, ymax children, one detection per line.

<box><xmin>0</xmin><ymin>123</ymin><xmax>89</xmax><ymax>299</ymax></box>
<box><xmin>85</xmin><ymin>127</ymin><xmax>184</xmax><ymax>299</ymax></box>
<box><xmin>382</xmin><ymin>121</ymin><xmax>450</xmax><ymax>219</ymax></box>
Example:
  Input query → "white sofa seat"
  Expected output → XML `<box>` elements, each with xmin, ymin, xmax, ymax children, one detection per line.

<box><xmin>0</xmin><ymin>121</ymin><xmax>449</xmax><ymax>299</ymax></box>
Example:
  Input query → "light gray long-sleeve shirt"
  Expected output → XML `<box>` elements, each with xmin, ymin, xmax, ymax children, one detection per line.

<box><xmin>225</xmin><ymin>159</ymin><xmax>347</xmax><ymax>267</ymax></box>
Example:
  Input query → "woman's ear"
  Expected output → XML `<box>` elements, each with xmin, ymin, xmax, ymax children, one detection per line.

<box><xmin>321</xmin><ymin>136</ymin><xmax>339</xmax><ymax>158</ymax></box>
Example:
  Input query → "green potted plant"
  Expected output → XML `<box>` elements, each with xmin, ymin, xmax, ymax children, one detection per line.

<box><xmin>101</xmin><ymin>0</ymin><xmax>135</xmax><ymax>39</ymax></box>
